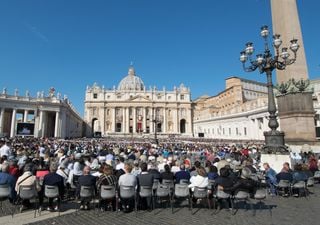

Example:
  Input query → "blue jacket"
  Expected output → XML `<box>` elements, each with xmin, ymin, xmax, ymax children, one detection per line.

<box><xmin>0</xmin><ymin>172</ymin><xmax>17</xmax><ymax>200</ymax></box>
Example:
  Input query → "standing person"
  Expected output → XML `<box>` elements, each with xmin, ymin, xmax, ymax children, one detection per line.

<box><xmin>263</xmin><ymin>163</ymin><xmax>278</xmax><ymax>196</ymax></box>
<box><xmin>77</xmin><ymin>166</ymin><xmax>97</xmax><ymax>210</ymax></box>
<box><xmin>0</xmin><ymin>141</ymin><xmax>12</xmax><ymax>158</ymax></box>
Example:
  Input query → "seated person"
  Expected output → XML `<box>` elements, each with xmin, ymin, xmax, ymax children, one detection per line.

<box><xmin>215</xmin><ymin>167</ymin><xmax>235</xmax><ymax>194</ymax></box>
<box><xmin>188</xmin><ymin>167</ymin><xmax>208</xmax><ymax>192</ymax></box>
<box><xmin>175</xmin><ymin>164</ymin><xmax>190</xmax><ymax>184</ymax></box>
<box><xmin>118</xmin><ymin>163</ymin><xmax>137</xmax><ymax>212</ymax></box>
<box><xmin>77</xmin><ymin>166</ymin><xmax>97</xmax><ymax>210</ymax></box>
<box><xmin>0</xmin><ymin>162</ymin><xmax>17</xmax><ymax>203</ymax></box>
<box><xmin>160</xmin><ymin>164</ymin><xmax>175</xmax><ymax>183</ymax></box>
<box><xmin>207</xmin><ymin>165</ymin><xmax>219</xmax><ymax>181</ymax></box>
<box><xmin>214</xmin><ymin>167</ymin><xmax>234</xmax><ymax>209</ymax></box>
<box><xmin>224</xmin><ymin>167</ymin><xmax>262</xmax><ymax>197</ymax></box>
<box><xmin>137</xmin><ymin>162</ymin><xmax>154</xmax><ymax>209</ymax></box>
<box><xmin>42</xmin><ymin>163</ymin><xmax>64</xmax><ymax>211</ymax></box>
<box><xmin>97</xmin><ymin>164</ymin><xmax>117</xmax><ymax>211</ymax></box>
<box><xmin>263</xmin><ymin>163</ymin><xmax>277</xmax><ymax>195</ymax></box>
<box><xmin>15</xmin><ymin>163</ymin><xmax>38</xmax><ymax>212</ymax></box>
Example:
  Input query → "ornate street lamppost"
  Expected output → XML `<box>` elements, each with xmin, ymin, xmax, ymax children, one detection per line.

<box><xmin>240</xmin><ymin>25</ymin><xmax>299</xmax><ymax>153</ymax></box>
<box><xmin>152</xmin><ymin>114</ymin><xmax>162</xmax><ymax>145</ymax></box>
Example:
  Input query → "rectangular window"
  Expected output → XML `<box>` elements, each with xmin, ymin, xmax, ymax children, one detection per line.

<box><xmin>236</xmin><ymin>128</ymin><xmax>239</xmax><ymax>135</ymax></box>
<box><xmin>93</xmin><ymin>93</ymin><xmax>97</xmax><ymax>99</ymax></box>
<box><xmin>229</xmin><ymin>128</ymin><xmax>231</xmax><ymax>135</ymax></box>
<box><xmin>244</xmin><ymin>127</ymin><xmax>247</xmax><ymax>136</ymax></box>
<box><xmin>180</xmin><ymin>94</ymin><xmax>184</xmax><ymax>100</ymax></box>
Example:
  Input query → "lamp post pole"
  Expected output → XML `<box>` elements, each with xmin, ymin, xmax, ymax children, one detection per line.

<box><xmin>152</xmin><ymin>118</ymin><xmax>158</xmax><ymax>145</ymax></box>
<box><xmin>240</xmin><ymin>25</ymin><xmax>299</xmax><ymax>153</ymax></box>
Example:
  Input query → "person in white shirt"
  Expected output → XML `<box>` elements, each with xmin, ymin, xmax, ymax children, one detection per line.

<box><xmin>0</xmin><ymin>141</ymin><xmax>12</xmax><ymax>158</ymax></box>
<box><xmin>188</xmin><ymin>167</ymin><xmax>208</xmax><ymax>192</ymax></box>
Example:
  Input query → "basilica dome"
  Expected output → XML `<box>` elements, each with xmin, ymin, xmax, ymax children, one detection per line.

<box><xmin>117</xmin><ymin>66</ymin><xmax>145</xmax><ymax>91</ymax></box>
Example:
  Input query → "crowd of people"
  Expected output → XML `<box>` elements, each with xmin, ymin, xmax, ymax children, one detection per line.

<box><xmin>0</xmin><ymin>137</ymin><xmax>319</xmax><ymax>213</ymax></box>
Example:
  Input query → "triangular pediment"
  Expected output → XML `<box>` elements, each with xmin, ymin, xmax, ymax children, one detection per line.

<box><xmin>128</xmin><ymin>95</ymin><xmax>152</xmax><ymax>102</ymax></box>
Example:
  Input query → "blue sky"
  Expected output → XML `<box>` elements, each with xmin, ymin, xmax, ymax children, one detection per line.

<box><xmin>0</xmin><ymin>0</ymin><xmax>319</xmax><ymax>116</ymax></box>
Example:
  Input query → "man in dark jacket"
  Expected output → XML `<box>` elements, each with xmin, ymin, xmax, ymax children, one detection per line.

<box><xmin>78</xmin><ymin>166</ymin><xmax>97</xmax><ymax>210</ymax></box>
<box><xmin>137</xmin><ymin>162</ymin><xmax>154</xmax><ymax>210</ymax></box>
<box><xmin>42</xmin><ymin>163</ymin><xmax>64</xmax><ymax>211</ymax></box>
<box><xmin>175</xmin><ymin>164</ymin><xmax>190</xmax><ymax>184</ymax></box>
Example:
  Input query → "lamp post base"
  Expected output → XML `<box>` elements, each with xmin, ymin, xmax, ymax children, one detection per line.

<box><xmin>262</xmin><ymin>130</ymin><xmax>289</xmax><ymax>154</ymax></box>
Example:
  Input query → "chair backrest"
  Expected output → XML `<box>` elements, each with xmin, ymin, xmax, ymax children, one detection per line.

<box><xmin>293</xmin><ymin>181</ymin><xmax>305</xmax><ymax>189</ymax></box>
<box><xmin>314</xmin><ymin>171</ymin><xmax>320</xmax><ymax>178</ymax></box>
<box><xmin>179</xmin><ymin>179</ymin><xmax>189</xmax><ymax>184</ymax></box>
<box><xmin>278</xmin><ymin>180</ymin><xmax>291</xmax><ymax>188</ymax></box>
<box><xmin>80</xmin><ymin>185</ymin><xmax>94</xmax><ymax>198</ymax></box>
<box><xmin>193</xmin><ymin>186</ymin><xmax>207</xmax><ymax>199</ymax></box>
<box><xmin>44</xmin><ymin>185</ymin><xmax>59</xmax><ymax>198</ymax></box>
<box><xmin>216</xmin><ymin>189</ymin><xmax>230</xmax><ymax>199</ymax></box>
<box><xmin>234</xmin><ymin>191</ymin><xmax>250</xmax><ymax>199</ymax></box>
<box><xmin>100</xmin><ymin>185</ymin><xmax>116</xmax><ymax>199</ymax></box>
<box><xmin>207</xmin><ymin>180</ymin><xmax>215</xmax><ymax>190</ymax></box>
<box><xmin>0</xmin><ymin>184</ymin><xmax>10</xmax><ymax>198</ymax></box>
<box><xmin>174</xmin><ymin>184</ymin><xmax>189</xmax><ymax>198</ymax></box>
<box><xmin>19</xmin><ymin>185</ymin><xmax>37</xmax><ymax>200</ymax></box>
<box><xmin>254</xmin><ymin>189</ymin><xmax>266</xmax><ymax>200</ymax></box>
<box><xmin>162</xmin><ymin>179</ymin><xmax>174</xmax><ymax>188</ymax></box>
<box><xmin>307</xmin><ymin>177</ymin><xmax>314</xmax><ymax>186</ymax></box>
<box><xmin>139</xmin><ymin>186</ymin><xmax>153</xmax><ymax>198</ymax></box>
<box><xmin>156</xmin><ymin>184</ymin><xmax>170</xmax><ymax>197</ymax></box>
<box><xmin>119</xmin><ymin>185</ymin><xmax>135</xmax><ymax>199</ymax></box>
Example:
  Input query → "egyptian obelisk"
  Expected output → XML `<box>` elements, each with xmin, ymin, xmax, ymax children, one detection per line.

<box><xmin>271</xmin><ymin>0</ymin><xmax>316</xmax><ymax>143</ymax></box>
<box><xmin>271</xmin><ymin>0</ymin><xmax>308</xmax><ymax>84</ymax></box>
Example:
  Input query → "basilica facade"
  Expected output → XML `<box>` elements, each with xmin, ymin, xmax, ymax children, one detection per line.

<box><xmin>84</xmin><ymin>66</ymin><xmax>193</xmax><ymax>137</ymax></box>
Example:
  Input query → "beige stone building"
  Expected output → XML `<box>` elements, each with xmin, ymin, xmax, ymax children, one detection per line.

<box><xmin>0</xmin><ymin>88</ymin><xmax>84</xmax><ymax>138</ymax></box>
<box><xmin>193</xmin><ymin>77</ymin><xmax>269</xmax><ymax>139</ymax></box>
<box><xmin>84</xmin><ymin>66</ymin><xmax>193</xmax><ymax>137</ymax></box>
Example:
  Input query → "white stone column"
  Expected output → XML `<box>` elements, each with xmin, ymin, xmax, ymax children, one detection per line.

<box><xmin>10</xmin><ymin>109</ymin><xmax>17</xmax><ymax>138</ymax></box>
<box><xmin>143</xmin><ymin>108</ymin><xmax>147</xmax><ymax>133</ymax></box>
<box><xmin>122</xmin><ymin>107</ymin><xmax>126</xmax><ymax>133</ymax></box>
<box><xmin>149</xmin><ymin>108</ymin><xmax>154</xmax><ymax>133</ymax></box>
<box><xmin>0</xmin><ymin>108</ymin><xmax>5</xmax><ymax>134</ymax></box>
<box><xmin>126</xmin><ymin>107</ymin><xmax>130</xmax><ymax>133</ymax></box>
<box><xmin>187</xmin><ymin>108</ymin><xmax>192</xmax><ymax>135</ymax></box>
<box><xmin>54</xmin><ymin>111</ymin><xmax>60</xmax><ymax>138</ymax></box>
<box><xmin>175</xmin><ymin>108</ymin><xmax>179</xmax><ymax>133</ymax></box>
<box><xmin>163</xmin><ymin>108</ymin><xmax>167</xmax><ymax>133</ymax></box>
<box><xmin>23</xmin><ymin>110</ymin><xmax>28</xmax><ymax>123</ymax></box>
<box><xmin>38</xmin><ymin>110</ymin><xmax>44</xmax><ymax>137</ymax></box>
<box><xmin>112</xmin><ymin>107</ymin><xmax>116</xmax><ymax>133</ymax></box>
<box><xmin>133</xmin><ymin>107</ymin><xmax>137</xmax><ymax>133</ymax></box>
<box><xmin>60</xmin><ymin>111</ymin><xmax>67</xmax><ymax>138</ymax></box>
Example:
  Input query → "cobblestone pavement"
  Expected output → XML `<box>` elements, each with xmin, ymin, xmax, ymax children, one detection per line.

<box><xmin>1</xmin><ymin>184</ymin><xmax>319</xmax><ymax>225</ymax></box>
